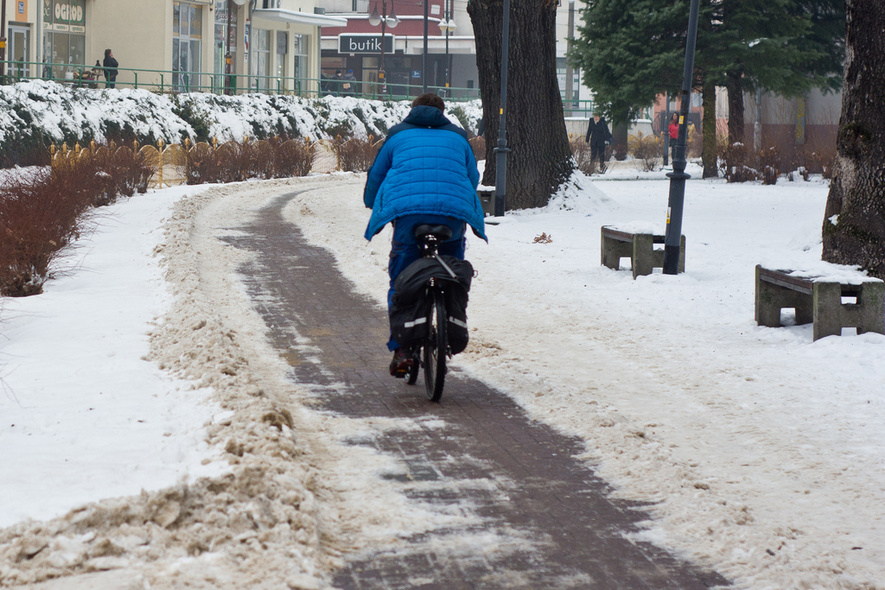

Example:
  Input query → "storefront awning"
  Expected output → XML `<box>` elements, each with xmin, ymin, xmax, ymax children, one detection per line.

<box><xmin>252</xmin><ymin>8</ymin><xmax>348</xmax><ymax>28</ymax></box>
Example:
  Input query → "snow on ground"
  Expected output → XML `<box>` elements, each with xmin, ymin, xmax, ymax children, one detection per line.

<box><xmin>290</xmin><ymin>162</ymin><xmax>885</xmax><ymax>590</ymax></box>
<box><xmin>0</xmin><ymin>185</ymin><xmax>226</xmax><ymax>528</ymax></box>
<box><xmin>0</xmin><ymin>176</ymin><xmax>498</xmax><ymax>588</ymax></box>
<box><xmin>1</xmin><ymin>162</ymin><xmax>885</xmax><ymax>588</ymax></box>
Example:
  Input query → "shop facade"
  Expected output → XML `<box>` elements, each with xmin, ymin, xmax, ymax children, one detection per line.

<box><xmin>319</xmin><ymin>0</ymin><xmax>478</xmax><ymax>100</ymax></box>
<box><xmin>1</xmin><ymin>0</ymin><xmax>345</xmax><ymax>93</ymax></box>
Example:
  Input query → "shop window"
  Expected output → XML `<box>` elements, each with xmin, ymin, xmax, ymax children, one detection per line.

<box><xmin>254</xmin><ymin>28</ymin><xmax>270</xmax><ymax>90</ymax></box>
<box><xmin>42</xmin><ymin>0</ymin><xmax>87</xmax><ymax>81</ymax></box>
<box><xmin>173</xmin><ymin>2</ymin><xmax>203</xmax><ymax>92</ymax></box>
<box><xmin>214</xmin><ymin>0</ymin><xmax>238</xmax><ymax>88</ymax></box>
<box><xmin>276</xmin><ymin>31</ymin><xmax>288</xmax><ymax>85</ymax></box>
<box><xmin>292</xmin><ymin>34</ymin><xmax>307</xmax><ymax>89</ymax></box>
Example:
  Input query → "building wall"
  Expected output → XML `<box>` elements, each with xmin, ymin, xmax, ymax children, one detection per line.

<box><xmin>87</xmin><ymin>0</ymin><xmax>170</xmax><ymax>87</ymax></box>
<box><xmin>3</xmin><ymin>0</ymin><xmax>331</xmax><ymax>94</ymax></box>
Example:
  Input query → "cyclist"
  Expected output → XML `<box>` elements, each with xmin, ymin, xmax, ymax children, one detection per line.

<box><xmin>363</xmin><ymin>93</ymin><xmax>487</xmax><ymax>377</ymax></box>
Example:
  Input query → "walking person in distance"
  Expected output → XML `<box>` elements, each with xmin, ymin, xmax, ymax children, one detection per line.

<box><xmin>585</xmin><ymin>111</ymin><xmax>612</xmax><ymax>172</ymax></box>
<box><xmin>668</xmin><ymin>112</ymin><xmax>680</xmax><ymax>163</ymax></box>
<box><xmin>103</xmin><ymin>49</ymin><xmax>119</xmax><ymax>89</ymax></box>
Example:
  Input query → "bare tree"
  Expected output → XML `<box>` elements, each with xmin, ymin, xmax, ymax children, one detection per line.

<box><xmin>468</xmin><ymin>0</ymin><xmax>574</xmax><ymax>210</ymax></box>
<box><xmin>821</xmin><ymin>1</ymin><xmax>885</xmax><ymax>278</ymax></box>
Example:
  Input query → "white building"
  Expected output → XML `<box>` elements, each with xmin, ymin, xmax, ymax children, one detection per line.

<box><xmin>2</xmin><ymin>0</ymin><xmax>346</xmax><ymax>94</ymax></box>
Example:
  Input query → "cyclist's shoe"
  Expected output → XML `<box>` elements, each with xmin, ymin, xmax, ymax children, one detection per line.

<box><xmin>389</xmin><ymin>347</ymin><xmax>415</xmax><ymax>378</ymax></box>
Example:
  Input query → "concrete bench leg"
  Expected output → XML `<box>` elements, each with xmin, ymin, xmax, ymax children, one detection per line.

<box><xmin>814</xmin><ymin>283</ymin><xmax>885</xmax><ymax>340</ymax></box>
<box><xmin>814</xmin><ymin>281</ymin><xmax>885</xmax><ymax>340</ymax></box>
<box><xmin>795</xmin><ymin>295</ymin><xmax>814</xmax><ymax>325</ymax></box>
<box><xmin>632</xmin><ymin>234</ymin><xmax>655</xmax><ymax>278</ymax></box>
<box><xmin>649</xmin><ymin>236</ymin><xmax>686</xmax><ymax>278</ymax></box>
<box><xmin>756</xmin><ymin>277</ymin><xmax>784</xmax><ymax>327</ymax></box>
<box><xmin>812</xmin><ymin>282</ymin><xmax>843</xmax><ymax>340</ymax></box>
<box><xmin>857</xmin><ymin>282</ymin><xmax>885</xmax><ymax>336</ymax></box>
<box><xmin>756</xmin><ymin>267</ymin><xmax>814</xmax><ymax>328</ymax></box>
<box><xmin>601</xmin><ymin>238</ymin><xmax>631</xmax><ymax>271</ymax></box>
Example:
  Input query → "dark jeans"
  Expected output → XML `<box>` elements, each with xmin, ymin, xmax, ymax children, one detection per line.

<box><xmin>105</xmin><ymin>74</ymin><xmax>116</xmax><ymax>89</ymax></box>
<box><xmin>590</xmin><ymin>143</ymin><xmax>606</xmax><ymax>168</ymax></box>
<box><xmin>387</xmin><ymin>214</ymin><xmax>466</xmax><ymax>351</ymax></box>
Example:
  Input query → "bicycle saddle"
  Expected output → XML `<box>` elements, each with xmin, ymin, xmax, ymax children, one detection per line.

<box><xmin>413</xmin><ymin>224</ymin><xmax>453</xmax><ymax>241</ymax></box>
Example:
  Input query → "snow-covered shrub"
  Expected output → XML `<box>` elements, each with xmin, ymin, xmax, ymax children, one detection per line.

<box><xmin>628</xmin><ymin>131</ymin><xmax>662</xmax><ymax>172</ymax></box>
<box><xmin>270</xmin><ymin>137</ymin><xmax>317</xmax><ymax>178</ymax></box>
<box><xmin>760</xmin><ymin>146</ymin><xmax>780</xmax><ymax>185</ymax></box>
<box><xmin>332</xmin><ymin>135</ymin><xmax>383</xmax><ymax>172</ymax></box>
<box><xmin>719</xmin><ymin>142</ymin><xmax>760</xmax><ymax>183</ymax></box>
<box><xmin>0</xmin><ymin>80</ymin><xmax>478</xmax><ymax>168</ymax></box>
<box><xmin>0</xmin><ymin>142</ymin><xmax>157</xmax><ymax>295</ymax></box>
<box><xmin>569</xmin><ymin>137</ymin><xmax>601</xmax><ymax>175</ymax></box>
<box><xmin>0</xmin><ymin>165</ymin><xmax>94</xmax><ymax>296</ymax></box>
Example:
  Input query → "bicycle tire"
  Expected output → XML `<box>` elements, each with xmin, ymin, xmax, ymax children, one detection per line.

<box><xmin>423</xmin><ymin>288</ymin><xmax>447</xmax><ymax>402</ymax></box>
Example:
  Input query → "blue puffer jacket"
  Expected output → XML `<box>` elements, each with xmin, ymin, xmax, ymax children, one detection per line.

<box><xmin>363</xmin><ymin>105</ymin><xmax>486</xmax><ymax>241</ymax></box>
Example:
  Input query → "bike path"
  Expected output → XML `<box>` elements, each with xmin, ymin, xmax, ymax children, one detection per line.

<box><xmin>228</xmin><ymin>189</ymin><xmax>729</xmax><ymax>589</ymax></box>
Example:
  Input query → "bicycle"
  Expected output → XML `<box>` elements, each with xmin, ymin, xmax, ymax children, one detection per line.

<box><xmin>398</xmin><ymin>224</ymin><xmax>470</xmax><ymax>402</ymax></box>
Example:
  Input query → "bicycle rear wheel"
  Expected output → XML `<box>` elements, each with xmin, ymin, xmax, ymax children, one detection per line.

<box><xmin>423</xmin><ymin>289</ymin><xmax>447</xmax><ymax>402</ymax></box>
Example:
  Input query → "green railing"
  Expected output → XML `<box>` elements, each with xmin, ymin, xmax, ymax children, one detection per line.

<box><xmin>1</xmin><ymin>59</ymin><xmax>604</xmax><ymax>120</ymax></box>
<box><xmin>0</xmin><ymin>59</ymin><xmax>483</xmax><ymax>102</ymax></box>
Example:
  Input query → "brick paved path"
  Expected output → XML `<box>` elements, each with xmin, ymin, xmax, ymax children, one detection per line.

<box><xmin>229</xmin><ymin>189</ymin><xmax>729</xmax><ymax>589</ymax></box>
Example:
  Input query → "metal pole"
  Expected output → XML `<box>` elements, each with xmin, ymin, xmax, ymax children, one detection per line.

<box><xmin>663</xmin><ymin>90</ymin><xmax>670</xmax><ymax>166</ymax></box>
<box><xmin>444</xmin><ymin>0</ymin><xmax>450</xmax><ymax>91</ymax></box>
<box><xmin>36</xmin><ymin>0</ymin><xmax>43</xmax><ymax>67</ymax></box>
<box><xmin>247</xmin><ymin>0</ymin><xmax>253</xmax><ymax>91</ymax></box>
<box><xmin>662</xmin><ymin>0</ymin><xmax>700</xmax><ymax>275</ymax></box>
<box><xmin>422</xmin><ymin>0</ymin><xmax>428</xmax><ymax>93</ymax></box>
<box><xmin>493</xmin><ymin>0</ymin><xmax>511</xmax><ymax>217</ymax></box>
<box><xmin>0</xmin><ymin>0</ymin><xmax>7</xmax><ymax>79</ymax></box>
<box><xmin>564</xmin><ymin>0</ymin><xmax>574</xmax><ymax>116</ymax></box>
<box><xmin>225</xmin><ymin>0</ymin><xmax>233</xmax><ymax>94</ymax></box>
<box><xmin>379</xmin><ymin>1</ymin><xmax>387</xmax><ymax>93</ymax></box>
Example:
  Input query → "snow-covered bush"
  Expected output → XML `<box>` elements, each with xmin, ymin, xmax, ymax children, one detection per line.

<box><xmin>0</xmin><ymin>144</ymin><xmax>154</xmax><ymax>296</ymax></box>
<box><xmin>0</xmin><ymin>80</ymin><xmax>482</xmax><ymax>168</ymax></box>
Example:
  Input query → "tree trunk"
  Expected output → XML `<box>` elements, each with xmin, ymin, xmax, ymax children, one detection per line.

<box><xmin>612</xmin><ymin>123</ymin><xmax>629</xmax><ymax>161</ymax></box>
<box><xmin>726</xmin><ymin>72</ymin><xmax>745</xmax><ymax>148</ymax></box>
<box><xmin>701</xmin><ymin>78</ymin><xmax>718</xmax><ymax>178</ymax></box>
<box><xmin>468</xmin><ymin>0</ymin><xmax>574</xmax><ymax>210</ymax></box>
<box><xmin>821</xmin><ymin>0</ymin><xmax>885</xmax><ymax>278</ymax></box>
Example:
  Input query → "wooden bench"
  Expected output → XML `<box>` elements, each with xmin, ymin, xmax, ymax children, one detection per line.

<box><xmin>755</xmin><ymin>265</ymin><xmax>885</xmax><ymax>341</ymax></box>
<box><xmin>600</xmin><ymin>225</ymin><xmax>685</xmax><ymax>279</ymax></box>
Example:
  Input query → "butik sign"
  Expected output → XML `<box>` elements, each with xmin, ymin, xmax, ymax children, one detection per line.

<box><xmin>338</xmin><ymin>34</ymin><xmax>394</xmax><ymax>55</ymax></box>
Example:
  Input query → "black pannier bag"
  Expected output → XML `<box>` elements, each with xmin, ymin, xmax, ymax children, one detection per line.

<box><xmin>390</xmin><ymin>256</ymin><xmax>473</xmax><ymax>353</ymax></box>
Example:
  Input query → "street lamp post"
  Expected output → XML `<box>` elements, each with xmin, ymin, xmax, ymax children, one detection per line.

<box><xmin>0</xmin><ymin>0</ymin><xmax>7</xmax><ymax>81</ymax></box>
<box><xmin>438</xmin><ymin>0</ymin><xmax>456</xmax><ymax>94</ymax></box>
<box><xmin>368</xmin><ymin>0</ymin><xmax>398</xmax><ymax>94</ymax></box>
<box><xmin>422</xmin><ymin>0</ymin><xmax>428</xmax><ymax>93</ymax></box>
<box><xmin>662</xmin><ymin>0</ymin><xmax>700</xmax><ymax>274</ymax></box>
<box><xmin>225</xmin><ymin>0</ymin><xmax>233</xmax><ymax>95</ymax></box>
<box><xmin>494</xmin><ymin>0</ymin><xmax>511</xmax><ymax>217</ymax></box>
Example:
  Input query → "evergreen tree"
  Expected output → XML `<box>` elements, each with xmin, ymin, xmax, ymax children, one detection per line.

<box><xmin>570</xmin><ymin>0</ymin><xmax>844</xmax><ymax>176</ymax></box>
<box><xmin>569</xmin><ymin>0</ymin><xmax>688</xmax><ymax>126</ymax></box>
<box><xmin>720</xmin><ymin>0</ymin><xmax>844</xmax><ymax>146</ymax></box>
